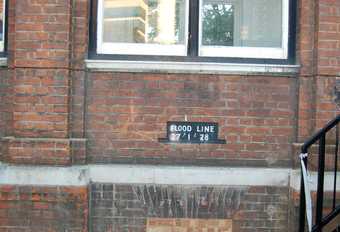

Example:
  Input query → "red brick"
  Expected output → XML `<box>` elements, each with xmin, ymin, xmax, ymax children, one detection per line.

<box><xmin>0</xmin><ymin>185</ymin><xmax>88</xmax><ymax>231</ymax></box>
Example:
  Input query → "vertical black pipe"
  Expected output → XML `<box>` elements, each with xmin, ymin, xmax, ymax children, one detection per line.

<box><xmin>315</xmin><ymin>134</ymin><xmax>326</xmax><ymax>227</ymax></box>
<box><xmin>333</xmin><ymin>125</ymin><xmax>339</xmax><ymax>210</ymax></box>
<box><xmin>299</xmin><ymin>155</ymin><xmax>308</xmax><ymax>232</ymax></box>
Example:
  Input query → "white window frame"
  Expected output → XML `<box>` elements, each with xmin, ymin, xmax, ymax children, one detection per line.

<box><xmin>198</xmin><ymin>0</ymin><xmax>289</xmax><ymax>59</ymax></box>
<box><xmin>97</xmin><ymin>0</ymin><xmax>190</xmax><ymax>56</ymax></box>
<box><xmin>0</xmin><ymin>0</ymin><xmax>5</xmax><ymax>52</ymax></box>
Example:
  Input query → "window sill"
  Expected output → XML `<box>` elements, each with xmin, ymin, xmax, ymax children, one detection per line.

<box><xmin>0</xmin><ymin>57</ymin><xmax>7</xmax><ymax>67</ymax></box>
<box><xmin>85</xmin><ymin>60</ymin><xmax>300</xmax><ymax>76</ymax></box>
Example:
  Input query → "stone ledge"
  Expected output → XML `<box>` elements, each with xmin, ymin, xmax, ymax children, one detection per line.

<box><xmin>85</xmin><ymin>59</ymin><xmax>300</xmax><ymax>76</ymax></box>
<box><xmin>0</xmin><ymin>164</ymin><xmax>339</xmax><ymax>192</ymax></box>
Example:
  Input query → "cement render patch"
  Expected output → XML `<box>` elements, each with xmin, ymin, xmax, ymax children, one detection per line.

<box><xmin>146</xmin><ymin>218</ymin><xmax>233</xmax><ymax>232</ymax></box>
<box><xmin>0</xmin><ymin>162</ymin><xmax>339</xmax><ymax>191</ymax></box>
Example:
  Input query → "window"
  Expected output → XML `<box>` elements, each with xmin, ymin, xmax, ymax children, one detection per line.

<box><xmin>97</xmin><ymin>0</ymin><xmax>189</xmax><ymax>56</ymax></box>
<box><xmin>0</xmin><ymin>0</ymin><xmax>5</xmax><ymax>53</ymax></box>
<box><xmin>199</xmin><ymin>0</ymin><xmax>288</xmax><ymax>59</ymax></box>
<box><xmin>93</xmin><ymin>0</ymin><xmax>295</xmax><ymax>61</ymax></box>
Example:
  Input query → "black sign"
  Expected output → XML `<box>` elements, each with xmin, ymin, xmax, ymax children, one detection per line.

<box><xmin>159</xmin><ymin>121</ymin><xmax>226</xmax><ymax>144</ymax></box>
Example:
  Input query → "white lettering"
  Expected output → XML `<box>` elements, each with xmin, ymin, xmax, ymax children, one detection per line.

<box><xmin>170</xmin><ymin>125</ymin><xmax>177</xmax><ymax>132</ymax></box>
<box><xmin>171</xmin><ymin>125</ymin><xmax>192</xmax><ymax>132</ymax></box>
<box><xmin>196</xmin><ymin>126</ymin><xmax>215</xmax><ymax>133</ymax></box>
<box><xmin>169</xmin><ymin>133</ymin><xmax>180</xmax><ymax>141</ymax></box>
<box><xmin>200</xmin><ymin>134</ymin><xmax>209</xmax><ymax>141</ymax></box>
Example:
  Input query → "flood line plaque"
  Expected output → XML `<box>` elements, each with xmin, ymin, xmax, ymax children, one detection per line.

<box><xmin>159</xmin><ymin>121</ymin><xmax>226</xmax><ymax>144</ymax></box>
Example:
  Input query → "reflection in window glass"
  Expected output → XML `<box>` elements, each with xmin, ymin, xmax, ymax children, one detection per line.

<box><xmin>202</xmin><ymin>2</ymin><xmax>234</xmax><ymax>46</ymax></box>
<box><xmin>103</xmin><ymin>0</ymin><xmax>186</xmax><ymax>45</ymax></box>
<box><xmin>202</xmin><ymin>0</ymin><xmax>282</xmax><ymax>48</ymax></box>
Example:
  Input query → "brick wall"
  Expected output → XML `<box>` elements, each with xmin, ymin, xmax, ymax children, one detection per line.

<box><xmin>1</xmin><ymin>0</ymin><xmax>337</xmax><ymax>166</ymax></box>
<box><xmin>10</xmin><ymin>0</ymin><xmax>71</xmax><ymax>138</ymax></box>
<box><xmin>12</xmin><ymin>69</ymin><xmax>69</xmax><ymax>138</ymax></box>
<box><xmin>314</xmin><ymin>0</ymin><xmax>340</xmax><ymax>127</ymax></box>
<box><xmin>0</xmin><ymin>0</ymin><xmax>87</xmax><ymax>165</ymax></box>
<box><xmin>314</xmin><ymin>0</ymin><xmax>340</xmax><ymax>129</ymax></box>
<box><xmin>0</xmin><ymin>69</ymin><xmax>12</xmax><ymax>159</ymax></box>
<box><xmin>0</xmin><ymin>185</ymin><xmax>88</xmax><ymax>232</ymax></box>
<box><xmin>297</xmin><ymin>0</ymin><xmax>316</xmax><ymax>141</ymax></box>
<box><xmin>317</xmin><ymin>0</ymin><xmax>340</xmax><ymax>76</ymax></box>
<box><xmin>13</xmin><ymin>0</ymin><xmax>70</xmax><ymax>68</ymax></box>
<box><xmin>1</xmin><ymin>137</ymin><xmax>86</xmax><ymax>165</ymax></box>
<box><xmin>297</xmin><ymin>0</ymin><xmax>340</xmax><ymax>142</ymax></box>
<box><xmin>0</xmin><ymin>69</ymin><xmax>11</xmax><ymax>137</ymax></box>
<box><xmin>87</xmin><ymin>73</ymin><xmax>296</xmax><ymax>167</ymax></box>
<box><xmin>90</xmin><ymin>183</ymin><xmax>290</xmax><ymax>232</ymax></box>
<box><xmin>0</xmin><ymin>0</ymin><xmax>3</xmax><ymax>16</ymax></box>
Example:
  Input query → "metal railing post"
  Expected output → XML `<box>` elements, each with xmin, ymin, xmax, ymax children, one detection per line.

<box><xmin>298</xmin><ymin>115</ymin><xmax>340</xmax><ymax>232</ymax></box>
<box><xmin>333</xmin><ymin>124</ymin><xmax>339</xmax><ymax>210</ymax></box>
<box><xmin>299</xmin><ymin>155</ymin><xmax>308</xmax><ymax>232</ymax></box>
<box><xmin>315</xmin><ymin>134</ymin><xmax>326</xmax><ymax>229</ymax></box>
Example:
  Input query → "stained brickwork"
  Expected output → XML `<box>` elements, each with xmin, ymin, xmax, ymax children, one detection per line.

<box><xmin>315</xmin><ymin>76</ymin><xmax>339</xmax><ymax>129</ymax></box>
<box><xmin>70</xmin><ymin>0</ymin><xmax>89</xmax><ymax>70</ymax></box>
<box><xmin>12</xmin><ymin>68</ymin><xmax>69</xmax><ymax>138</ymax></box>
<box><xmin>70</xmin><ymin>71</ymin><xmax>86</xmax><ymax>138</ymax></box>
<box><xmin>0</xmin><ymin>185</ymin><xmax>88</xmax><ymax>232</ymax></box>
<box><xmin>0</xmin><ymin>69</ymin><xmax>11</xmax><ymax>137</ymax></box>
<box><xmin>1</xmin><ymin>137</ymin><xmax>86</xmax><ymax>165</ymax></box>
<box><xmin>0</xmin><ymin>69</ymin><xmax>12</xmax><ymax>159</ymax></box>
<box><xmin>297</xmin><ymin>0</ymin><xmax>316</xmax><ymax>77</ymax></box>
<box><xmin>90</xmin><ymin>184</ymin><xmax>289</xmax><ymax>232</ymax></box>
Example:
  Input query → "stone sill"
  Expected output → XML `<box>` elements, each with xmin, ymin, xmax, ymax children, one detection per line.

<box><xmin>85</xmin><ymin>59</ymin><xmax>300</xmax><ymax>76</ymax></box>
<box><xmin>0</xmin><ymin>57</ymin><xmax>7</xmax><ymax>67</ymax></box>
<box><xmin>0</xmin><ymin>163</ymin><xmax>339</xmax><ymax>192</ymax></box>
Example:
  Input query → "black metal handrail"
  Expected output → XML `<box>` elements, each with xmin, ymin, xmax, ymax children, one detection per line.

<box><xmin>299</xmin><ymin>114</ymin><xmax>340</xmax><ymax>232</ymax></box>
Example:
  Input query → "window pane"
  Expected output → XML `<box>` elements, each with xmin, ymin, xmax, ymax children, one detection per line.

<box><xmin>202</xmin><ymin>2</ymin><xmax>234</xmax><ymax>46</ymax></box>
<box><xmin>0</xmin><ymin>0</ymin><xmax>4</xmax><ymax>41</ymax></box>
<box><xmin>103</xmin><ymin>0</ymin><xmax>186</xmax><ymax>45</ymax></box>
<box><xmin>201</xmin><ymin>0</ymin><xmax>282</xmax><ymax>48</ymax></box>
